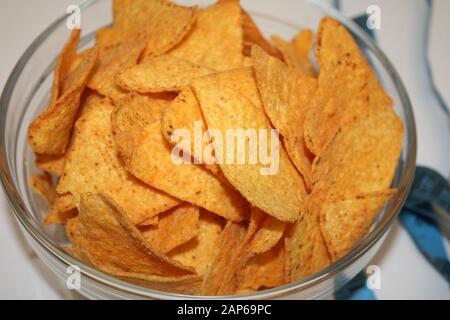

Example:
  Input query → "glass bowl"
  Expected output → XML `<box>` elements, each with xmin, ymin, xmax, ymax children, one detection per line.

<box><xmin>0</xmin><ymin>0</ymin><xmax>416</xmax><ymax>299</ymax></box>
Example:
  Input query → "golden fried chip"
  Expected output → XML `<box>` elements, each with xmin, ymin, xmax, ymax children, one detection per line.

<box><xmin>252</xmin><ymin>45</ymin><xmax>317</xmax><ymax>188</ymax></box>
<box><xmin>88</xmin><ymin>41</ymin><xmax>146</xmax><ymax>102</ymax></box>
<box><xmin>200</xmin><ymin>221</ymin><xmax>247</xmax><ymax>295</ymax></box>
<box><xmin>200</xmin><ymin>208</ymin><xmax>272</xmax><ymax>295</ymax></box>
<box><xmin>28</xmin><ymin>48</ymin><xmax>99</xmax><ymax>155</ymax></box>
<box><xmin>35</xmin><ymin>92</ymin><xmax>104</xmax><ymax>176</ymax></box>
<box><xmin>45</xmin><ymin>208</ymin><xmax>77</xmax><ymax>225</ymax></box>
<box><xmin>312</xmin><ymin>102</ymin><xmax>403</xmax><ymax>197</ymax></box>
<box><xmin>247</xmin><ymin>215</ymin><xmax>285</xmax><ymax>257</ymax></box>
<box><xmin>304</xmin><ymin>17</ymin><xmax>394</xmax><ymax>156</ymax></box>
<box><xmin>138</xmin><ymin>215</ymin><xmax>159</xmax><ymax>227</ymax></box>
<box><xmin>292</xmin><ymin>29</ymin><xmax>314</xmax><ymax>57</ymax></box>
<box><xmin>169</xmin><ymin>210</ymin><xmax>224</xmax><ymax>276</ymax></box>
<box><xmin>320</xmin><ymin>190</ymin><xmax>396</xmax><ymax>262</ymax></box>
<box><xmin>57</xmin><ymin>98</ymin><xmax>180</xmax><ymax>225</ymax></box>
<box><xmin>44</xmin><ymin>193</ymin><xmax>78</xmax><ymax>225</ymax></box>
<box><xmin>169</xmin><ymin>1</ymin><xmax>244</xmax><ymax>70</ymax></box>
<box><xmin>192</xmin><ymin>70</ymin><xmax>307</xmax><ymax>222</ymax></box>
<box><xmin>29</xmin><ymin>173</ymin><xmax>57</xmax><ymax>205</ymax></box>
<box><xmin>271</xmin><ymin>35</ymin><xmax>315</xmax><ymax>76</ymax></box>
<box><xmin>162</xmin><ymin>68</ymin><xmax>263</xmax><ymax>173</ymax></box>
<box><xmin>238</xmin><ymin>240</ymin><xmax>285</xmax><ymax>291</ymax></box>
<box><xmin>50</xmin><ymin>29</ymin><xmax>80</xmax><ymax>104</ymax></box>
<box><xmin>162</xmin><ymin>88</ymin><xmax>207</xmax><ymax>162</ymax></box>
<box><xmin>241</xmin><ymin>9</ymin><xmax>280</xmax><ymax>58</ymax></box>
<box><xmin>111</xmin><ymin>92</ymin><xmax>173</xmax><ymax>161</ymax></box>
<box><xmin>35</xmin><ymin>154</ymin><xmax>66</xmax><ymax>176</ymax></box>
<box><xmin>117</xmin><ymin>55</ymin><xmax>213</xmax><ymax>93</ymax></box>
<box><xmin>140</xmin><ymin>205</ymin><xmax>200</xmax><ymax>254</ymax></box>
<box><xmin>285</xmin><ymin>192</ymin><xmax>331</xmax><ymax>282</ymax></box>
<box><xmin>113</xmin><ymin>0</ymin><xmax>198</xmax><ymax>59</ymax></box>
<box><xmin>68</xmin><ymin>193</ymin><xmax>195</xmax><ymax>278</ymax></box>
<box><xmin>124</xmin><ymin>122</ymin><xmax>248</xmax><ymax>222</ymax></box>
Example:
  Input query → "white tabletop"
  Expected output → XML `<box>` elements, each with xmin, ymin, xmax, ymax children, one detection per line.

<box><xmin>0</xmin><ymin>0</ymin><xmax>449</xmax><ymax>300</ymax></box>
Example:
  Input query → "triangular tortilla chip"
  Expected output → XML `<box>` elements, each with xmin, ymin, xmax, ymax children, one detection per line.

<box><xmin>292</xmin><ymin>29</ymin><xmax>314</xmax><ymax>57</ymax></box>
<box><xmin>57</xmin><ymin>98</ymin><xmax>180</xmax><ymax>225</ymax></box>
<box><xmin>50</xmin><ymin>29</ymin><xmax>80</xmax><ymax>104</ymax></box>
<box><xmin>161</xmin><ymin>88</ymin><xmax>222</xmax><ymax>177</ymax></box>
<box><xmin>237</xmin><ymin>240</ymin><xmax>285</xmax><ymax>291</ymax></box>
<box><xmin>271</xmin><ymin>35</ymin><xmax>315</xmax><ymax>76</ymax></box>
<box><xmin>117</xmin><ymin>55</ymin><xmax>214</xmax><ymax>93</ymax></box>
<box><xmin>88</xmin><ymin>40</ymin><xmax>146</xmax><ymax>102</ymax></box>
<box><xmin>319</xmin><ymin>190</ymin><xmax>396</xmax><ymax>261</ymax></box>
<box><xmin>111</xmin><ymin>92</ymin><xmax>173</xmax><ymax>162</ymax></box>
<box><xmin>35</xmin><ymin>154</ymin><xmax>66</xmax><ymax>176</ymax></box>
<box><xmin>200</xmin><ymin>221</ymin><xmax>247</xmax><ymax>295</ymax></box>
<box><xmin>169</xmin><ymin>210</ymin><xmax>224</xmax><ymax>276</ymax></box>
<box><xmin>123</xmin><ymin>121</ymin><xmax>249</xmax><ymax>222</ymax></box>
<box><xmin>44</xmin><ymin>193</ymin><xmax>78</xmax><ymax>225</ymax></box>
<box><xmin>192</xmin><ymin>70</ymin><xmax>307</xmax><ymax>222</ymax></box>
<box><xmin>304</xmin><ymin>17</ymin><xmax>394</xmax><ymax>156</ymax></box>
<box><xmin>285</xmin><ymin>192</ymin><xmax>331</xmax><ymax>282</ymax></box>
<box><xmin>28</xmin><ymin>48</ymin><xmax>99</xmax><ymax>155</ymax></box>
<box><xmin>113</xmin><ymin>0</ymin><xmax>198</xmax><ymax>59</ymax></box>
<box><xmin>140</xmin><ymin>204</ymin><xmax>200</xmax><ymax>254</ymax></box>
<box><xmin>169</xmin><ymin>1</ymin><xmax>244</xmax><ymax>70</ymax></box>
<box><xmin>252</xmin><ymin>45</ymin><xmax>317</xmax><ymax>188</ymax></box>
<box><xmin>241</xmin><ymin>9</ymin><xmax>280</xmax><ymax>58</ymax></box>
<box><xmin>67</xmin><ymin>193</ymin><xmax>200</xmax><ymax>294</ymax></box>
<box><xmin>29</xmin><ymin>173</ymin><xmax>57</xmax><ymax>205</ymax></box>
<box><xmin>312</xmin><ymin>101</ymin><xmax>403</xmax><ymax>197</ymax></box>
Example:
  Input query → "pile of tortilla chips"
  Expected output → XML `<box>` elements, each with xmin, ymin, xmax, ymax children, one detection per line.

<box><xmin>28</xmin><ymin>0</ymin><xmax>403</xmax><ymax>296</ymax></box>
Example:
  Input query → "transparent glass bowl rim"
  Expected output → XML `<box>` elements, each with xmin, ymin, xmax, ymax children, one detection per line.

<box><xmin>0</xmin><ymin>0</ymin><xmax>417</xmax><ymax>299</ymax></box>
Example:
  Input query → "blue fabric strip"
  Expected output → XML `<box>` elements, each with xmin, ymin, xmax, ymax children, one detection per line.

<box><xmin>400</xmin><ymin>167</ymin><xmax>450</xmax><ymax>283</ymax></box>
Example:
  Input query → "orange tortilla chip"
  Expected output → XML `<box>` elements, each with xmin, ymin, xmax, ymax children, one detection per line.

<box><xmin>169</xmin><ymin>210</ymin><xmax>224</xmax><ymax>276</ymax></box>
<box><xmin>247</xmin><ymin>215</ymin><xmax>285</xmax><ymax>257</ymax></box>
<box><xmin>271</xmin><ymin>35</ymin><xmax>315</xmax><ymax>76</ymax></box>
<box><xmin>192</xmin><ymin>70</ymin><xmax>307</xmax><ymax>222</ymax></box>
<box><xmin>241</xmin><ymin>9</ymin><xmax>280</xmax><ymax>58</ymax></box>
<box><xmin>200</xmin><ymin>221</ymin><xmax>247</xmax><ymax>295</ymax></box>
<box><xmin>162</xmin><ymin>68</ymin><xmax>263</xmax><ymax>168</ymax></box>
<box><xmin>124</xmin><ymin>121</ymin><xmax>249</xmax><ymax>222</ymax></box>
<box><xmin>29</xmin><ymin>173</ymin><xmax>57</xmax><ymax>205</ymax></box>
<box><xmin>44</xmin><ymin>193</ymin><xmax>78</xmax><ymax>225</ymax></box>
<box><xmin>88</xmin><ymin>41</ymin><xmax>146</xmax><ymax>102</ymax></box>
<box><xmin>304</xmin><ymin>17</ymin><xmax>394</xmax><ymax>156</ymax></box>
<box><xmin>252</xmin><ymin>45</ymin><xmax>317</xmax><ymax>188</ymax></box>
<box><xmin>114</xmin><ymin>0</ymin><xmax>198</xmax><ymax>58</ymax></box>
<box><xmin>35</xmin><ymin>92</ymin><xmax>104</xmax><ymax>176</ymax></box>
<box><xmin>111</xmin><ymin>92</ymin><xmax>173</xmax><ymax>161</ymax></box>
<box><xmin>35</xmin><ymin>154</ymin><xmax>66</xmax><ymax>177</ymax></box>
<box><xmin>292</xmin><ymin>29</ymin><xmax>314</xmax><ymax>57</ymax></box>
<box><xmin>285</xmin><ymin>192</ymin><xmax>331</xmax><ymax>282</ymax></box>
<box><xmin>140</xmin><ymin>204</ymin><xmax>200</xmax><ymax>254</ymax></box>
<box><xmin>238</xmin><ymin>240</ymin><xmax>285</xmax><ymax>291</ymax></box>
<box><xmin>312</xmin><ymin>101</ymin><xmax>403</xmax><ymax>197</ymax></box>
<box><xmin>57</xmin><ymin>98</ymin><xmax>180</xmax><ymax>225</ymax></box>
<box><xmin>320</xmin><ymin>190</ymin><xmax>396</xmax><ymax>261</ymax></box>
<box><xmin>68</xmin><ymin>193</ymin><xmax>195</xmax><ymax>278</ymax></box>
<box><xmin>28</xmin><ymin>48</ymin><xmax>98</xmax><ymax>155</ymax></box>
<box><xmin>50</xmin><ymin>29</ymin><xmax>80</xmax><ymax>104</ymax></box>
<box><xmin>169</xmin><ymin>1</ymin><xmax>244</xmax><ymax>70</ymax></box>
<box><xmin>117</xmin><ymin>55</ymin><xmax>214</xmax><ymax>93</ymax></box>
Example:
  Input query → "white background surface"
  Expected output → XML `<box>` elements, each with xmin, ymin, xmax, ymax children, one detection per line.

<box><xmin>0</xmin><ymin>0</ymin><xmax>449</xmax><ymax>300</ymax></box>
